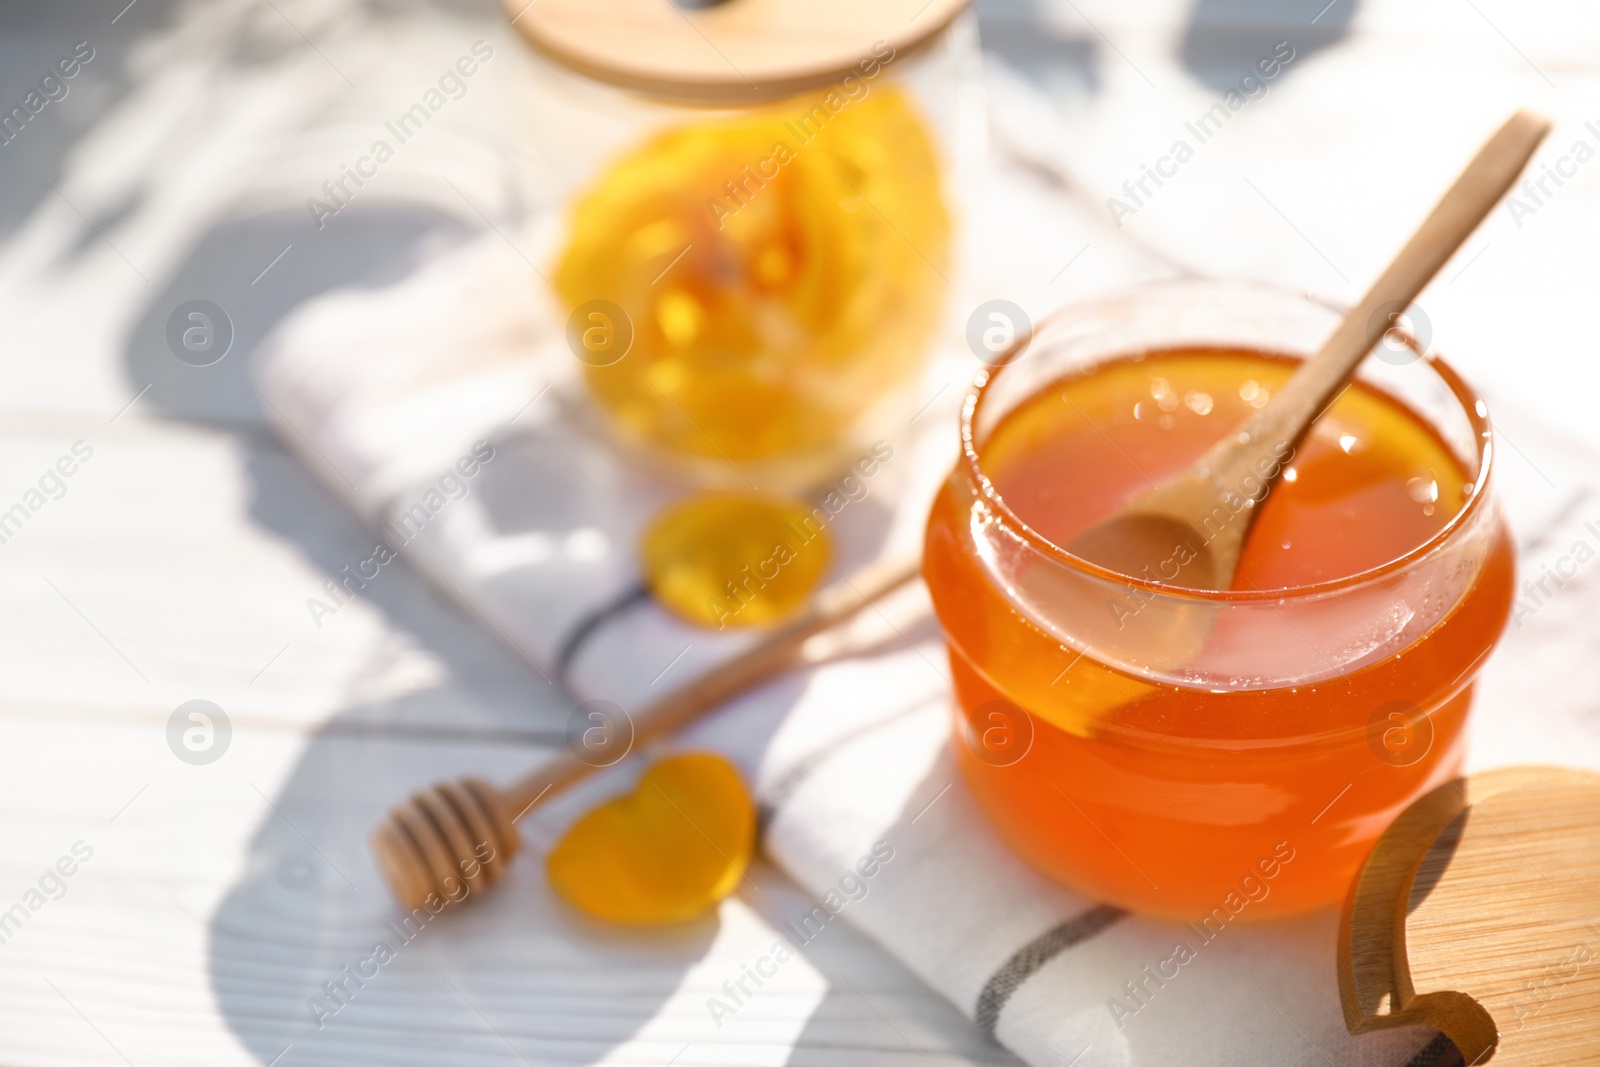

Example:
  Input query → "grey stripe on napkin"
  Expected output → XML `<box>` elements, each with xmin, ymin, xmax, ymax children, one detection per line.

<box><xmin>975</xmin><ymin>905</ymin><xmax>1129</xmax><ymax>1039</ymax></box>
<box><xmin>553</xmin><ymin>582</ymin><xmax>652</xmax><ymax>686</ymax></box>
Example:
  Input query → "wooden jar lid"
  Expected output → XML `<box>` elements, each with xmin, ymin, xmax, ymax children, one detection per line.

<box><xmin>500</xmin><ymin>0</ymin><xmax>970</xmax><ymax>105</ymax></box>
<box><xmin>1340</xmin><ymin>765</ymin><xmax>1600</xmax><ymax>1065</ymax></box>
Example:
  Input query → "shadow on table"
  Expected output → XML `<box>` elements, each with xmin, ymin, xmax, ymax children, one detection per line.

<box><xmin>115</xmin><ymin>193</ymin><xmax>921</xmax><ymax>1061</ymax></box>
<box><xmin>202</xmin><ymin>445</ymin><xmax>918</xmax><ymax>1063</ymax></box>
<box><xmin>1176</xmin><ymin>0</ymin><xmax>1358</xmax><ymax>91</ymax></box>
<box><xmin>0</xmin><ymin>0</ymin><xmax>494</xmax><ymax>244</ymax></box>
<box><xmin>101</xmin><ymin>183</ymin><xmax>740</xmax><ymax>1059</ymax></box>
<box><xmin>122</xmin><ymin>207</ymin><xmax>470</xmax><ymax>423</ymax></box>
<box><xmin>977</xmin><ymin>0</ymin><xmax>1103</xmax><ymax>100</ymax></box>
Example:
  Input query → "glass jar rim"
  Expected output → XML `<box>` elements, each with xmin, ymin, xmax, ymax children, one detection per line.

<box><xmin>958</xmin><ymin>278</ymin><xmax>1498</xmax><ymax>605</ymax></box>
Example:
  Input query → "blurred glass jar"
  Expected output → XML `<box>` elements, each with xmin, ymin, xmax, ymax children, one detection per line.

<box><xmin>502</xmin><ymin>0</ymin><xmax>981</xmax><ymax>489</ymax></box>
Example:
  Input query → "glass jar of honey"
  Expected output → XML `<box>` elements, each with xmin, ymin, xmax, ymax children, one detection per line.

<box><xmin>502</xmin><ymin>0</ymin><xmax>979</xmax><ymax>490</ymax></box>
<box><xmin>924</xmin><ymin>280</ymin><xmax>1515</xmax><ymax>919</ymax></box>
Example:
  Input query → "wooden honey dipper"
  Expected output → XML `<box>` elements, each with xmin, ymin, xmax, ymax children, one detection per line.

<box><xmin>372</xmin><ymin>554</ymin><xmax>921</xmax><ymax>911</ymax></box>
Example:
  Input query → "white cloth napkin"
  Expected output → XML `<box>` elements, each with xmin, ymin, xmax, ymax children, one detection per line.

<box><xmin>254</xmin><ymin>192</ymin><xmax>1600</xmax><ymax>1067</ymax></box>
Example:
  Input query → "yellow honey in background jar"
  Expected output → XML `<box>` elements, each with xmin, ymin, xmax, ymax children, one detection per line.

<box><xmin>554</xmin><ymin>86</ymin><xmax>949</xmax><ymax>469</ymax></box>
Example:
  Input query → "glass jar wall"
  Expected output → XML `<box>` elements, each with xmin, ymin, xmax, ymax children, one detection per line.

<box><xmin>502</xmin><ymin>0</ymin><xmax>980</xmax><ymax>490</ymax></box>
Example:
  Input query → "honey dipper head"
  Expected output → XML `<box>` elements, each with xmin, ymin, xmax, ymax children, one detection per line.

<box><xmin>372</xmin><ymin>778</ymin><xmax>519</xmax><ymax>912</ymax></box>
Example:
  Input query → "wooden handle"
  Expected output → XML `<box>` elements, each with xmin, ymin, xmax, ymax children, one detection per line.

<box><xmin>1210</xmin><ymin>109</ymin><xmax>1550</xmax><ymax>487</ymax></box>
<box><xmin>499</xmin><ymin>554</ymin><xmax>923</xmax><ymax>817</ymax></box>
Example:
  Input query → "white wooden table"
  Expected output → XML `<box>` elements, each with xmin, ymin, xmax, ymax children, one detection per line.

<box><xmin>3</xmin><ymin>0</ymin><xmax>1599</xmax><ymax>1064</ymax></box>
<box><xmin>0</xmin><ymin>2</ymin><xmax>1028</xmax><ymax>1063</ymax></box>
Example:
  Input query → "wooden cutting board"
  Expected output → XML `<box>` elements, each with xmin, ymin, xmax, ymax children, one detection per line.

<box><xmin>1340</xmin><ymin>766</ymin><xmax>1600</xmax><ymax>1065</ymax></box>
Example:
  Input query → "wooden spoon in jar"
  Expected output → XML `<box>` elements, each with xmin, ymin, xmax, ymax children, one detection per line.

<box><xmin>1067</xmin><ymin>110</ymin><xmax>1549</xmax><ymax>596</ymax></box>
